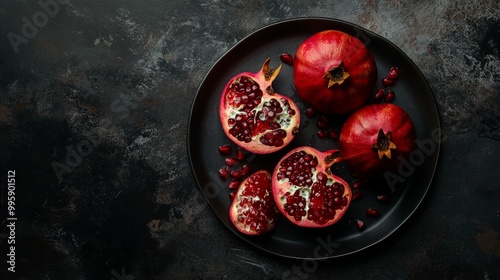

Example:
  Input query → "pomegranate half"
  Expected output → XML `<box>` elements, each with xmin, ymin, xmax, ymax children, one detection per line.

<box><xmin>338</xmin><ymin>103</ymin><xmax>416</xmax><ymax>180</ymax></box>
<box><xmin>293</xmin><ymin>30</ymin><xmax>377</xmax><ymax>114</ymax></box>
<box><xmin>272</xmin><ymin>146</ymin><xmax>352</xmax><ymax>228</ymax></box>
<box><xmin>229</xmin><ymin>170</ymin><xmax>280</xmax><ymax>235</ymax></box>
<box><xmin>219</xmin><ymin>58</ymin><xmax>300</xmax><ymax>154</ymax></box>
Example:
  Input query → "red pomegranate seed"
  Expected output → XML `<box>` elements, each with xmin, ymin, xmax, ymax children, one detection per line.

<box><xmin>355</xmin><ymin>219</ymin><xmax>365</xmax><ymax>231</ymax></box>
<box><xmin>279</xmin><ymin>53</ymin><xmax>294</xmax><ymax>65</ymax></box>
<box><xmin>388</xmin><ymin>67</ymin><xmax>399</xmax><ymax>79</ymax></box>
<box><xmin>240</xmin><ymin>164</ymin><xmax>251</xmax><ymax>176</ymax></box>
<box><xmin>316</xmin><ymin>120</ymin><xmax>329</xmax><ymax>130</ymax></box>
<box><xmin>218</xmin><ymin>144</ymin><xmax>232</xmax><ymax>155</ymax></box>
<box><xmin>382</xmin><ymin>77</ymin><xmax>395</xmax><ymax>87</ymax></box>
<box><xmin>236</xmin><ymin>148</ymin><xmax>247</xmax><ymax>161</ymax></box>
<box><xmin>374</xmin><ymin>88</ymin><xmax>385</xmax><ymax>101</ymax></box>
<box><xmin>228</xmin><ymin>180</ymin><xmax>240</xmax><ymax>189</ymax></box>
<box><xmin>366</xmin><ymin>208</ymin><xmax>380</xmax><ymax>218</ymax></box>
<box><xmin>351</xmin><ymin>190</ymin><xmax>363</xmax><ymax>201</ymax></box>
<box><xmin>231</xmin><ymin>169</ymin><xmax>242</xmax><ymax>179</ymax></box>
<box><xmin>329</xmin><ymin>130</ymin><xmax>338</xmax><ymax>140</ymax></box>
<box><xmin>376</xmin><ymin>194</ymin><xmax>390</xmax><ymax>203</ymax></box>
<box><xmin>229</xmin><ymin>192</ymin><xmax>236</xmax><ymax>201</ymax></box>
<box><xmin>218</xmin><ymin>166</ymin><xmax>230</xmax><ymax>181</ymax></box>
<box><xmin>316</xmin><ymin>130</ymin><xmax>327</xmax><ymax>139</ymax></box>
<box><xmin>384</xmin><ymin>90</ymin><xmax>395</xmax><ymax>103</ymax></box>
<box><xmin>352</xmin><ymin>180</ymin><xmax>364</xmax><ymax>189</ymax></box>
<box><xmin>305</xmin><ymin>107</ymin><xmax>316</xmax><ymax>118</ymax></box>
<box><xmin>225</xmin><ymin>157</ymin><xmax>238</xmax><ymax>166</ymax></box>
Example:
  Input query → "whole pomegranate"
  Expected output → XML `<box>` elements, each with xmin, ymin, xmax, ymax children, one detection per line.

<box><xmin>229</xmin><ymin>170</ymin><xmax>280</xmax><ymax>235</ymax></box>
<box><xmin>338</xmin><ymin>103</ymin><xmax>416</xmax><ymax>179</ymax></box>
<box><xmin>219</xmin><ymin>58</ymin><xmax>300</xmax><ymax>154</ymax></box>
<box><xmin>272</xmin><ymin>146</ymin><xmax>352</xmax><ymax>228</ymax></box>
<box><xmin>293</xmin><ymin>30</ymin><xmax>377</xmax><ymax>114</ymax></box>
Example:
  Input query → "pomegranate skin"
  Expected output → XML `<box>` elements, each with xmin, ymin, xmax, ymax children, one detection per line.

<box><xmin>338</xmin><ymin>103</ymin><xmax>416</xmax><ymax>180</ymax></box>
<box><xmin>293</xmin><ymin>30</ymin><xmax>377</xmax><ymax>114</ymax></box>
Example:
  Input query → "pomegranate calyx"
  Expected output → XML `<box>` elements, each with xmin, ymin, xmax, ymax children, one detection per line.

<box><xmin>372</xmin><ymin>129</ymin><xmax>397</xmax><ymax>159</ymax></box>
<box><xmin>261</xmin><ymin>58</ymin><xmax>283</xmax><ymax>82</ymax></box>
<box><xmin>324</xmin><ymin>150</ymin><xmax>342</xmax><ymax>166</ymax></box>
<box><xmin>323</xmin><ymin>61</ymin><xmax>350</xmax><ymax>88</ymax></box>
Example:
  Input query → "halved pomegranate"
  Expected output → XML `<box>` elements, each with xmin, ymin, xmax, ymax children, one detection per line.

<box><xmin>293</xmin><ymin>30</ymin><xmax>377</xmax><ymax>114</ymax></box>
<box><xmin>338</xmin><ymin>103</ymin><xmax>416</xmax><ymax>179</ymax></box>
<box><xmin>219</xmin><ymin>58</ymin><xmax>300</xmax><ymax>154</ymax></box>
<box><xmin>229</xmin><ymin>170</ymin><xmax>280</xmax><ymax>235</ymax></box>
<box><xmin>272</xmin><ymin>146</ymin><xmax>352</xmax><ymax>228</ymax></box>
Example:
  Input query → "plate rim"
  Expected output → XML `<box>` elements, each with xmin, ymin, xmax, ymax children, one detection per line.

<box><xmin>187</xmin><ymin>16</ymin><xmax>441</xmax><ymax>260</ymax></box>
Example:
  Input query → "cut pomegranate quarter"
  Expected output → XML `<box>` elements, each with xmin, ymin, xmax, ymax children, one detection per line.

<box><xmin>229</xmin><ymin>170</ymin><xmax>281</xmax><ymax>235</ymax></box>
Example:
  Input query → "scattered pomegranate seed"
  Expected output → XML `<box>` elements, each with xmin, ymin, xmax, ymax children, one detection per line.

<box><xmin>352</xmin><ymin>180</ymin><xmax>364</xmax><ymax>189</ymax></box>
<box><xmin>329</xmin><ymin>130</ymin><xmax>338</xmax><ymax>140</ymax></box>
<box><xmin>388</xmin><ymin>67</ymin><xmax>399</xmax><ymax>79</ymax></box>
<box><xmin>374</xmin><ymin>88</ymin><xmax>385</xmax><ymax>101</ymax></box>
<box><xmin>382</xmin><ymin>77</ymin><xmax>395</xmax><ymax>87</ymax></box>
<box><xmin>305</xmin><ymin>107</ymin><xmax>316</xmax><ymax>118</ymax></box>
<box><xmin>218</xmin><ymin>144</ymin><xmax>232</xmax><ymax>155</ymax></box>
<box><xmin>230</xmin><ymin>170</ymin><xmax>242</xmax><ymax>179</ymax></box>
<box><xmin>316</xmin><ymin>120</ymin><xmax>329</xmax><ymax>130</ymax></box>
<box><xmin>218</xmin><ymin>166</ymin><xmax>230</xmax><ymax>181</ymax></box>
<box><xmin>229</xmin><ymin>192</ymin><xmax>236</xmax><ymax>201</ymax></box>
<box><xmin>316</xmin><ymin>130</ymin><xmax>327</xmax><ymax>139</ymax></box>
<box><xmin>225</xmin><ymin>157</ymin><xmax>238</xmax><ymax>166</ymax></box>
<box><xmin>228</xmin><ymin>180</ymin><xmax>240</xmax><ymax>189</ymax></box>
<box><xmin>240</xmin><ymin>164</ymin><xmax>251</xmax><ymax>176</ymax></box>
<box><xmin>384</xmin><ymin>90</ymin><xmax>395</xmax><ymax>103</ymax></box>
<box><xmin>236</xmin><ymin>148</ymin><xmax>247</xmax><ymax>161</ymax></box>
<box><xmin>376</xmin><ymin>194</ymin><xmax>390</xmax><ymax>203</ymax></box>
<box><xmin>351</xmin><ymin>190</ymin><xmax>363</xmax><ymax>201</ymax></box>
<box><xmin>366</xmin><ymin>208</ymin><xmax>380</xmax><ymax>218</ymax></box>
<box><xmin>279</xmin><ymin>53</ymin><xmax>294</xmax><ymax>65</ymax></box>
<box><xmin>355</xmin><ymin>219</ymin><xmax>366</xmax><ymax>231</ymax></box>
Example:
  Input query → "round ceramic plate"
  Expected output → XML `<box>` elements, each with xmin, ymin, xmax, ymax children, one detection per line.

<box><xmin>188</xmin><ymin>18</ymin><xmax>440</xmax><ymax>259</ymax></box>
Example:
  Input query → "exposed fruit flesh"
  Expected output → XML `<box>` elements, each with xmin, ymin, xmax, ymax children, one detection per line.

<box><xmin>272</xmin><ymin>147</ymin><xmax>351</xmax><ymax>228</ymax></box>
<box><xmin>229</xmin><ymin>170</ymin><xmax>280</xmax><ymax>235</ymax></box>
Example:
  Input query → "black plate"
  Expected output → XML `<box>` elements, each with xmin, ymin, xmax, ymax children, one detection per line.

<box><xmin>188</xmin><ymin>18</ymin><xmax>440</xmax><ymax>259</ymax></box>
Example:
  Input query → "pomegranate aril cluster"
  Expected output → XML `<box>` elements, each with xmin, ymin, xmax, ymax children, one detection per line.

<box><xmin>347</xmin><ymin>180</ymin><xmax>389</xmax><ymax>232</ymax></box>
<box><xmin>304</xmin><ymin>108</ymin><xmax>339</xmax><ymax>141</ymax></box>
<box><xmin>308</xmin><ymin>178</ymin><xmax>348</xmax><ymax>225</ymax></box>
<box><xmin>237</xmin><ymin>173</ymin><xmax>277</xmax><ymax>234</ymax></box>
<box><xmin>217</xmin><ymin>144</ymin><xmax>253</xmax><ymax>198</ymax></box>
<box><xmin>374</xmin><ymin>66</ymin><xmax>399</xmax><ymax>103</ymax></box>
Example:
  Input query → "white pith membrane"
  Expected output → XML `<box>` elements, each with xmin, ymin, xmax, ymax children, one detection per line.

<box><xmin>278</xmin><ymin>173</ymin><xmax>336</xmax><ymax>210</ymax></box>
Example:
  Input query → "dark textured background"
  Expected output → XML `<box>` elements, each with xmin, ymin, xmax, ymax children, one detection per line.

<box><xmin>1</xmin><ymin>0</ymin><xmax>499</xmax><ymax>279</ymax></box>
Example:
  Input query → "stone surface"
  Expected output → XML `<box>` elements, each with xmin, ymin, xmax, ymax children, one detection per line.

<box><xmin>0</xmin><ymin>0</ymin><xmax>499</xmax><ymax>279</ymax></box>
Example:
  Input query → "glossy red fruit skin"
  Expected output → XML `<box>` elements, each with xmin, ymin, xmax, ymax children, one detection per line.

<box><xmin>272</xmin><ymin>146</ymin><xmax>352</xmax><ymax>228</ymax></box>
<box><xmin>338</xmin><ymin>103</ymin><xmax>416</xmax><ymax>180</ymax></box>
<box><xmin>220</xmin><ymin>59</ymin><xmax>300</xmax><ymax>154</ymax></box>
<box><xmin>293</xmin><ymin>30</ymin><xmax>377</xmax><ymax>114</ymax></box>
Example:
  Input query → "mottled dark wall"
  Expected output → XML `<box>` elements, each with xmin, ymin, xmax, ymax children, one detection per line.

<box><xmin>0</xmin><ymin>0</ymin><xmax>499</xmax><ymax>279</ymax></box>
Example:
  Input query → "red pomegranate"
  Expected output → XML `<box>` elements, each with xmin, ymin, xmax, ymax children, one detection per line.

<box><xmin>338</xmin><ymin>103</ymin><xmax>416</xmax><ymax>179</ymax></box>
<box><xmin>219</xmin><ymin>58</ymin><xmax>300</xmax><ymax>154</ymax></box>
<box><xmin>272</xmin><ymin>146</ymin><xmax>352</xmax><ymax>228</ymax></box>
<box><xmin>293</xmin><ymin>30</ymin><xmax>377</xmax><ymax>114</ymax></box>
<box><xmin>229</xmin><ymin>170</ymin><xmax>280</xmax><ymax>235</ymax></box>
